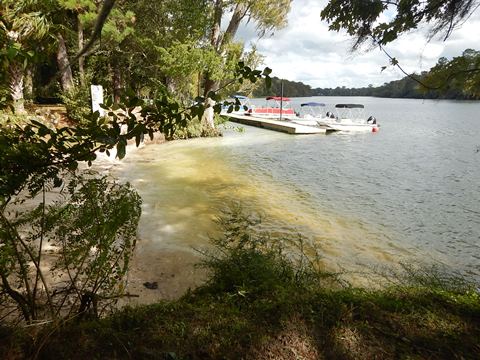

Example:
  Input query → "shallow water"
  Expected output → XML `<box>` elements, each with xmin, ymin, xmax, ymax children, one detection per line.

<box><xmin>103</xmin><ymin>97</ymin><xmax>480</xmax><ymax>285</ymax></box>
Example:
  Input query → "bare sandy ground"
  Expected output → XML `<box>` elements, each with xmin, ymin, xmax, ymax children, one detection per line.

<box><xmin>121</xmin><ymin>247</ymin><xmax>207</xmax><ymax>306</ymax></box>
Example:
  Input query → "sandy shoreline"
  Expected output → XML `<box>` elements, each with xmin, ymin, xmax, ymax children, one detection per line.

<box><xmin>121</xmin><ymin>247</ymin><xmax>207</xmax><ymax>306</ymax></box>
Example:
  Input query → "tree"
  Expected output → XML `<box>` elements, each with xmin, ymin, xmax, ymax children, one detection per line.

<box><xmin>204</xmin><ymin>0</ymin><xmax>292</xmax><ymax>96</ymax></box>
<box><xmin>423</xmin><ymin>49</ymin><xmax>480</xmax><ymax>97</ymax></box>
<box><xmin>56</xmin><ymin>1</ymin><xmax>97</xmax><ymax>85</ymax></box>
<box><xmin>320</xmin><ymin>0</ymin><xmax>480</xmax><ymax>95</ymax></box>
<box><xmin>1</xmin><ymin>0</ymin><xmax>274</xmax><ymax>321</ymax></box>
<box><xmin>0</xmin><ymin>61</ymin><xmax>271</xmax><ymax>321</ymax></box>
<box><xmin>123</xmin><ymin>0</ymin><xmax>215</xmax><ymax>100</ymax></box>
<box><xmin>0</xmin><ymin>0</ymin><xmax>50</xmax><ymax>113</ymax></box>
<box><xmin>321</xmin><ymin>0</ymin><xmax>480</xmax><ymax>48</ymax></box>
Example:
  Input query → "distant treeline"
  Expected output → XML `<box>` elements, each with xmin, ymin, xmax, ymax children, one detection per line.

<box><xmin>253</xmin><ymin>77</ymin><xmax>314</xmax><ymax>98</ymax></box>
<box><xmin>253</xmin><ymin>74</ymin><xmax>479</xmax><ymax>100</ymax></box>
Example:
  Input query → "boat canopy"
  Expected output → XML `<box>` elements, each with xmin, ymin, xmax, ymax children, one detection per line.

<box><xmin>301</xmin><ymin>102</ymin><xmax>325</xmax><ymax>107</ymax></box>
<box><xmin>335</xmin><ymin>104</ymin><xmax>364</xmax><ymax>109</ymax></box>
<box><xmin>266</xmin><ymin>96</ymin><xmax>291</xmax><ymax>101</ymax></box>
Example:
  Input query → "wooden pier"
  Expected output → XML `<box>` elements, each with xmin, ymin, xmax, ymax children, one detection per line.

<box><xmin>223</xmin><ymin>113</ymin><xmax>333</xmax><ymax>135</ymax></box>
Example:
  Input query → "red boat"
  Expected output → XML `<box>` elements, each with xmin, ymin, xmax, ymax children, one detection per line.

<box><xmin>246</xmin><ymin>96</ymin><xmax>297</xmax><ymax>120</ymax></box>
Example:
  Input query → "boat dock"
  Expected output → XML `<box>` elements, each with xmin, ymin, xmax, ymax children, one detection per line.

<box><xmin>223</xmin><ymin>113</ymin><xmax>332</xmax><ymax>135</ymax></box>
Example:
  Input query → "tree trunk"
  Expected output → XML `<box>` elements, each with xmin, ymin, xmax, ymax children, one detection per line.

<box><xmin>203</xmin><ymin>1</ymin><xmax>249</xmax><ymax>97</ymax></box>
<box><xmin>211</xmin><ymin>0</ymin><xmax>223</xmax><ymax>51</ymax></box>
<box><xmin>57</xmin><ymin>33</ymin><xmax>74</xmax><ymax>92</ymax></box>
<box><xmin>9</xmin><ymin>61</ymin><xmax>26</xmax><ymax>114</ymax></box>
<box><xmin>203</xmin><ymin>76</ymin><xmax>216</xmax><ymax>97</ymax></box>
<box><xmin>112</xmin><ymin>61</ymin><xmax>122</xmax><ymax>103</ymax></box>
<box><xmin>78</xmin><ymin>16</ymin><xmax>85</xmax><ymax>86</ymax></box>
<box><xmin>223</xmin><ymin>3</ymin><xmax>249</xmax><ymax>45</ymax></box>
<box><xmin>203</xmin><ymin>0</ymin><xmax>224</xmax><ymax>96</ymax></box>
<box><xmin>24</xmin><ymin>67</ymin><xmax>34</xmax><ymax>101</ymax></box>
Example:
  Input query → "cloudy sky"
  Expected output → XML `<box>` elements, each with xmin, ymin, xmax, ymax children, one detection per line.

<box><xmin>237</xmin><ymin>0</ymin><xmax>480</xmax><ymax>88</ymax></box>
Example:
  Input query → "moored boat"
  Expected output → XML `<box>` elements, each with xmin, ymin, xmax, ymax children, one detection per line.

<box><xmin>290</xmin><ymin>102</ymin><xmax>327</xmax><ymax>126</ymax></box>
<box><xmin>246</xmin><ymin>96</ymin><xmax>297</xmax><ymax>120</ymax></box>
<box><xmin>317</xmin><ymin>104</ymin><xmax>379</xmax><ymax>133</ymax></box>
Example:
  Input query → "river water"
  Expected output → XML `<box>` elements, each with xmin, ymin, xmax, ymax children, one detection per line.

<box><xmin>103</xmin><ymin>97</ymin><xmax>480</xmax><ymax>289</ymax></box>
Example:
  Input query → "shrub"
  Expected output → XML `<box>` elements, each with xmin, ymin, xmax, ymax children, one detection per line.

<box><xmin>172</xmin><ymin>114</ymin><xmax>224</xmax><ymax>139</ymax></box>
<box><xmin>60</xmin><ymin>81</ymin><xmax>92</xmax><ymax>125</ymax></box>
<box><xmin>0</xmin><ymin>172</ymin><xmax>142</xmax><ymax>323</ymax></box>
<box><xmin>199</xmin><ymin>205</ymin><xmax>341</xmax><ymax>302</ymax></box>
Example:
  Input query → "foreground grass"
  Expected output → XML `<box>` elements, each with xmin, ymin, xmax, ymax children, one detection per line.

<box><xmin>1</xmin><ymin>210</ymin><xmax>479</xmax><ymax>359</ymax></box>
<box><xmin>3</xmin><ymin>267</ymin><xmax>479</xmax><ymax>359</ymax></box>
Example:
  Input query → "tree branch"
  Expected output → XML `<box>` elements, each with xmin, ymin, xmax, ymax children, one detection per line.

<box><xmin>55</xmin><ymin>0</ymin><xmax>117</xmax><ymax>78</ymax></box>
<box><xmin>379</xmin><ymin>43</ymin><xmax>480</xmax><ymax>92</ymax></box>
<box><xmin>378</xmin><ymin>44</ymin><xmax>435</xmax><ymax>90</ymax></box>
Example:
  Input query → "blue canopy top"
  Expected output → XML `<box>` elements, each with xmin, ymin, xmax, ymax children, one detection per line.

<box><xmin>300</xmin><ymin>102</ymin><xmax>325</xmax><ymax>107</ymax></box>
<box><xmin>233</xmin><ymin>95</ymin><xmax>249</xmax><ymax>100</ymax></box>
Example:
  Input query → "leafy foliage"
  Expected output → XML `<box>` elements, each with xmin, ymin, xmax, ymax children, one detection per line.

<box><xmin>0</xmin><ymin>173</ymin><xmax>141</xmax><ymax>322</ymax></box>
<box><xmin>200</xmin><ymin>205</ymin><xmax>338</xmax><ymax>303</ymax></box>
<box><xmin>253</xmin><ymin>76</ymin><xmax>314</xmax><ymax>97</ymax></box>
<box><xmin>59</xmin><ymin>77</ymin><xmax>92</xmax><ymax>124</ymax></box>
<box><xmin>320</xmin><ymin>1</ymin><xmax>480</xmax><ymax>96</ymax></box>
<box><xmin>321</xmin><ymin>0</ymin><xmax>480</xmax><ymax>48</ymax></box>
<box><xmin>0</xmin><ymin>59</ymin><xmax>271</xmax><ymax>202</ymax></box>
<box><xmin>0</xmin><ymin>0</ymin><xmax>51</xmax><ymax>112</ymax></box>
<box><xmin>203</xmin><ymin>0</ymin><xmax>291</xmax><ymax>96</ymax></box>
<box><xmin>423</xmin><ymin>49</ymin><xmax>480</xmax><ymax>97</ymax></box>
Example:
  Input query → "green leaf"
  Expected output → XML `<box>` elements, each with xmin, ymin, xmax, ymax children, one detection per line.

<box><xmin>6</xmin><ymin>47</ymin><xmax>18</xmax><ymax>60</ymax></box>
<box><xmin>116</xmin><ymin>142</ymin><xmax>126</xmax><ymax>159</ymax></box>
<box><xmin>265</xmin><ymin>76</ymin><xmax>272</xmax><ymax>89</ymax></box>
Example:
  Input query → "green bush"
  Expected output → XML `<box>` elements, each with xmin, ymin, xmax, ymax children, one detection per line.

<box><xmin>200</xmin><ymin>206</ymin><xmax>340</xmax><ymax>302</ymax></box>
<box><xmin>60</xmin><ymin>81</ymin><xmax>92</xmax><ymax>125</ymax></box>
<box><xmin>172</xmin><ymin>114</ymin><xmax>223</xmax><ymax>139</ymax></box>
<box><xmin>0</xmin><ymin>172</ymin><xmax>142</xmax><ymax>322</ymax></box>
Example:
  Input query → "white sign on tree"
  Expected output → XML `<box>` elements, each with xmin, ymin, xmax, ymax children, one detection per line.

<box><xmin>90</xmin><ymin>85</ymin><xmax>105</xmax><ymax>116</ymax></box>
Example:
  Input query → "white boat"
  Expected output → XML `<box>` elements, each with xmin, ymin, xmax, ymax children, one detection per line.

<box><xmin>290</xmin><ymin>102</ymin><xmax>326</xmax><ymax>126</ymax></box>
<box><xmin>317</xmin><ymin>104</ymin><xmax>379</xmax><ymax>133</ymax></box>
<box><xmin>246</xmin><ymin>96</ymin><xmax>298</xmax><ymax>120</ymax></box>
<box><xmin>221</xmin><ymin>95</ymin><xmax>252</xmax><ymax>114</ymax></box>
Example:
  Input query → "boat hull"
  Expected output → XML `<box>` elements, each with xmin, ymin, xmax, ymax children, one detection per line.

<box><xmin>317</xmin><ymin>119</ymin><xmax>379</xmax><ymax>132</ymax></box>
<box><xmin>325</xmin><ymin>123</ymin><xmax>378</xmax><ymax>132</ymax></box>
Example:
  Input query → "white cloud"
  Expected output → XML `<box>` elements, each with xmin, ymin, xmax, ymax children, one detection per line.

<box><xmin>237</xmin><ymin>0</ymin><xmax>480</xmax><ymax>88</ymax></box>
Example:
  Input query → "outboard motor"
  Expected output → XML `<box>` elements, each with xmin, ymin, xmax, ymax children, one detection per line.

<box><xmin>367</xmin><ymin>116</ymin><xmax>376</xmax><ymax>124</ymax></box>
